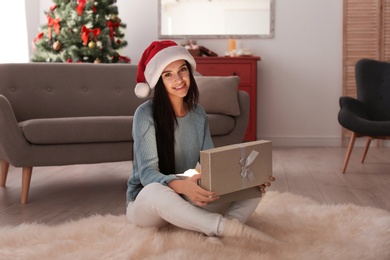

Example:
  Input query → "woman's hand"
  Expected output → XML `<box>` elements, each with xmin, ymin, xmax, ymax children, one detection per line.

<box><xmin>259</xmin><ymin>176</ymin><xmax>276</xmax><ymax>194</ymax></box>
<box><xmin>168</xmin><ymin>174</ymin><xmax>219</xmax><ymax>207</ymax></box>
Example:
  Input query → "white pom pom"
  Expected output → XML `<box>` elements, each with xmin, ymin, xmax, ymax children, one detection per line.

<box><xmin>134</xmin><ymin>82</ymin><xmax>151</xmax><ymax>99</ymax></box>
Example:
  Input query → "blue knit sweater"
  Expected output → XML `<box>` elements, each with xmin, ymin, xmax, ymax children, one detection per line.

<box><xmin>126</xmin><ymin>100</ymin><xmax>214</xmax><ymax>205</ymax></box>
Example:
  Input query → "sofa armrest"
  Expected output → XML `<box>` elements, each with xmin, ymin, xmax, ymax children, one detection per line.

<box><xmin>0</xmin><ymin>95</ymin><xmax>30</xmax><ymax>164</ymax></box>
<box><xmin>212</xmin><ymin>90</ymin><xmax>250</xmax><ymax>147</ymax></box>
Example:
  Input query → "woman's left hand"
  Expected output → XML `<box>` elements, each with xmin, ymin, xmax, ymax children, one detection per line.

<box><xmin>259</xmin><ymin>176</ymin><xmax>276</xmax><ymax>194</ymax></box>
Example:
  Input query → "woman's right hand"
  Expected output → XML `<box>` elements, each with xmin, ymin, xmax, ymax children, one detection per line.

<box><xmin>168</xmin><ymin>174</ymin><xmax>219</xmax><ymax>207</ymax></box>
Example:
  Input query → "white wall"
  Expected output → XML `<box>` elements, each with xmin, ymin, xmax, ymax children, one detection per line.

<box><xmin>30</xmin><ymin>0</ymin><xmax>343</xmax><ymax>147</ymax></box>
<box><xmin>0</xmin><ymin>1</ymin><xmax>29</xmax><ymax>63</ymax></box>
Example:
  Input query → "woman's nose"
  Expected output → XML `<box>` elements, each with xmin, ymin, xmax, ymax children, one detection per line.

<box><xmin>173</xmin><ymin>73</ymin><xmax>183</xmax><ymax>81</ymax></box>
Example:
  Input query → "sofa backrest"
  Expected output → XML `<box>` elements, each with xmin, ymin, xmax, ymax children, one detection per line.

<box><xmin>0</xmin><ymin>63</ymin><xmax>242</xmax><ymax>122</ymax></box>
<box><xmin>0</xmin><ymin>63</ymin><xmax>143</xmax><ymax>122</ymax></box>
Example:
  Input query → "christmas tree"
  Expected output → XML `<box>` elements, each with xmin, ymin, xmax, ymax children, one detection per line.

<box><xmin>32</xmin><ymin>0</ymin><xmax>130</xmax><ymax>63</ymax></box>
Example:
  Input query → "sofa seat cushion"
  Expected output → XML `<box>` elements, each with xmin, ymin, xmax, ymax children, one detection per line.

<box><xmin>207</xmin><ymin>114</ymin><xmax>235</xmax><ymax>136</ymax></box>
<box><xmin>19</xmin><ymin>116</ymin><xmax>133</xmax><ymax>144</ymax></box>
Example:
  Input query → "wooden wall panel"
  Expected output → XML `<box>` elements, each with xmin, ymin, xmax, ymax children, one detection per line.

<box><xmin>382</xmin><ymin>0</ymin><xmax>390</xmax><ymax>60</ymax></box>
<box><xmin>343</xmin><ymin>0</ymin><xmax>381</xmax><ymax>96</ymax></box>
<box><xmin>342</xmin><ymin>0</ymin><xmax>387</xmax><ymax>144</ymax></box>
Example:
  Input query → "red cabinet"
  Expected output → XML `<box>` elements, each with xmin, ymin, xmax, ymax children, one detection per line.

<box><xmin>194</xmin><ymin>56</ymin><xmax>260</xmax><ymax>141</ymax></box>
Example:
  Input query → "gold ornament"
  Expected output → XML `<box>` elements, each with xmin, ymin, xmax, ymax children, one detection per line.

<box><xmin>88</xmin><ymin>41</ymin><xmax>96</xmax><ymax>49</ymax></box>
<box><xmin>94</xmin><ymin>58</ymin><xmax>101</xmax><ymax>63</ymax></box>
<box><xmin>110</xmin><ymin>14</ymin><xmax>118</xmax><ymax>21</ymax></box>
<box><xmin>53</xmin><ymin>41</ymin><xmax>62</xmax><ymax>51</ymax></box>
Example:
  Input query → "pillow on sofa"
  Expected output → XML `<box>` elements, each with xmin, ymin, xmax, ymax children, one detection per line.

<box><xmin>195</xmin><ymin>76</ymin><xmax>241</xmax><ymax>116</ymax></box>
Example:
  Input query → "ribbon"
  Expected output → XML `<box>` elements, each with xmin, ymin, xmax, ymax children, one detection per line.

<box><xmin>81</xmin><ymin>25</ymin><xmax>100</xmax><ymax>45</ymax></box>
<box><xmin>107</xmin><ymin>20</ymin><xmax>120</xmax><ymax>41</ymax></box>
<box><xmin>117</xmin><ymin>54</ymin><xmax>131</xmax><ymax>63</ymax></box>
<box><xmin>239</xmin><ymin>148</ymin><xmax>258</xmax><ymax>189</ymax></box>
<box><xmin>50</xmin><ymin>4</ymin><xmax>57</xmax><ymax>12</ymax></box>
<box><xmin>33</xmin><ymin>32</ymin><xmax>44</xmax><ymax>43</ymax></box>
<box><xmin>47</xmin><ymin>15</ymin><xmax>60</xmax><ymax>39</ymax></box>
<box><xmin>76</xmin><ymin>0</ymin><xmax>87</xmax><ymax>15</ymax></box>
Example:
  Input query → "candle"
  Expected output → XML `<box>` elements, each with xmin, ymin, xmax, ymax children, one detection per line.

<box><xmin>228</xmin><ymin>39</ymin><xmax>236</xmax><ymax>52</ymax></box>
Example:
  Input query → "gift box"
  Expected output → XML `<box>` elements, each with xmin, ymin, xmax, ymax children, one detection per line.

<box><xmin>199</xmin><ymin>140</ymin><xmax>272</xmax><ymax>203</ymax></box>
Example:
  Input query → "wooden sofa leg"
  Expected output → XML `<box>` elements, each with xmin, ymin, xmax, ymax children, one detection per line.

<box><xmin>1</xmin><ymin>160</ymin><xmax>10</xmax><ymax>187</ymax></box>
<box><xmin>361</xmin><ymin>137</ymin><xmax>372</xmax><ymax>163</ymax></box>
<box><xmin>21</xmin><ymin>167</ymin><xmax>33</xmax><ymax>204</ymax></box>
<box><xmin>341</xmin><ymin>132</ymin><xmax>357</xmax><ymax>174</ymax></box>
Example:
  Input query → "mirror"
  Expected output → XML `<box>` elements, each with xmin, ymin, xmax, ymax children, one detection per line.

<box><xmin>158</xmin><ymin>0</ymin><xmax>274</xmax><ymax>39</ymax></box>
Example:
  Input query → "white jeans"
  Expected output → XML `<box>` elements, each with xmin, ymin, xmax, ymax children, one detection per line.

<box><xmin>126</xmin><ymin>183</ymin><xmax>261</xmax><ymax>236</ymax></box>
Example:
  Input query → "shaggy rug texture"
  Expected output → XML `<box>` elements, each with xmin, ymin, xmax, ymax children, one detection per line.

<box><xmin>0</xmin><ymin>191</ymin><xmax>389</xmax><ymax>260</ymax></box>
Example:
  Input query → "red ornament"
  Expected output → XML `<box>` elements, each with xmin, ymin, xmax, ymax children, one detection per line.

<box><xmin>67</xmin><ymin>59</ymin><xmax>72</xmax><ymax>63</ymax></box>
<box><xmin>116</xmin><ymin>39</ymin><xmax>121</xmax><ymax>44</ymax></box>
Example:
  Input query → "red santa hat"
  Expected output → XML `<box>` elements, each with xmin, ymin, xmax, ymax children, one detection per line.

<box><xmin>135</xmin><ymin>40</ymin><xmax>196</xmax><ymax>99</ymax></box>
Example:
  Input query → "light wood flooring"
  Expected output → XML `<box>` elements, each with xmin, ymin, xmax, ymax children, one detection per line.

<box><xmin>1</xmin><ymin>146</ymin><xmax>390</xmax><ymax>227</ymax></box>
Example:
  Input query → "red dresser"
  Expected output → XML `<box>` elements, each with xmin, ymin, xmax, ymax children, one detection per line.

<box><xmin>194</xmin><ymin>56</ymin><xmax>260</xmax><ymax>141</ymax></box>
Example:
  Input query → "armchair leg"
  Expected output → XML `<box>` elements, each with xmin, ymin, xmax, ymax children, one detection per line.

<box><xmin>21</xmin><ymin>167</ymin><xmax>33</xmax><ymax>204</ymax></box>
<box><xmin>361</xmin><ymin>137</ymin><xmax>372</xmax><ymax>163</ymax></box>
<box><xmin>341</xmin><ymin>132</ymin><xmax>357</xmax><ymax>174</ymax></box>
<box><xmin>1</xmin><ymin>160</ymin><xmax>10</xmax><ymax>187</ymax></box>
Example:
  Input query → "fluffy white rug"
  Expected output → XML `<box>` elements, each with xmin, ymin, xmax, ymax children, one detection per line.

<box><xmin>0</xmin><ymin>191</ymin><xmax>389</xmax><ymax>260</ymax></box>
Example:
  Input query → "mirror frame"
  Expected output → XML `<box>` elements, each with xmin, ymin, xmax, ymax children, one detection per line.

<box><xmin>158</xmin><ymin>0</ymin><xmax>275</xmax><ymax>39</ymax></box>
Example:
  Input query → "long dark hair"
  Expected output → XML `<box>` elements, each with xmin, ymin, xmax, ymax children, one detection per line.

<box><xmin>152</xmin><ymin>61</ymin><xmax>199</xmax><ymax>175</ymax></box>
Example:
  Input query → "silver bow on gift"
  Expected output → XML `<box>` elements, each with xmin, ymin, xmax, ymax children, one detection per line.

<box><xmin>239</xmin><ymin>149</ymin><xmax>259</xmax><ymax>188</ymax></box>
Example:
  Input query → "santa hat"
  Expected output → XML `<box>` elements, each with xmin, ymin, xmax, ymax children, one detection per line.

<box><xmin>135</xmin><ymin>40</ymin><xmax>196</xmax><ymax>99</ymax></box>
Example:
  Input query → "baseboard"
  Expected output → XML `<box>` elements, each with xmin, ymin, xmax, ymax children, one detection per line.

<box><xmin>258</xmin><ymin>137</ymin><xmax>390</xmax><ymax>147</ymax></box>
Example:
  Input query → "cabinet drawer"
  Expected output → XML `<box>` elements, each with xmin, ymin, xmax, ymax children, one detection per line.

<box><xmin>196</xmin><ymin>63</ymin><xmax>252</xmax><ymax>85</ymax></box>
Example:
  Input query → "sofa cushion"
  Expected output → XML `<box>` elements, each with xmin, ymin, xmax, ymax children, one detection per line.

<box><xmin>196</xmin><ymin>76</ymin><xmax>241</xmax><ymax>116</ymax></box>
<box><xmin>207</xmin><ymin>114</ymin><xmax>235</xmax><ymax>136</ymax></box>
<box><xmin>19</xmin><ymin>116</ymin><xmax>133</xmax><ymax>144</ymax></box>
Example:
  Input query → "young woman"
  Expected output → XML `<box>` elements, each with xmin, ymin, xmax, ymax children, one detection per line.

<box><xmin>126</xmin><ymin>40</ymin><xmax>275</xmax><ymax>241</ymax></box>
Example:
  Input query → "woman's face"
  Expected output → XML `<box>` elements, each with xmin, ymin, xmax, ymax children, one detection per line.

<box><xmin>161</xmin><ymin>59</ymin><xmax>191</xmax><ymax>101</ymax></box>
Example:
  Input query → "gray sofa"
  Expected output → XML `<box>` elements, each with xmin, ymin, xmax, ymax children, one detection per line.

<box><xmin>0</xmin><ymin>63</ymin><xmax>249</xmax><ymax>204</ymax></box>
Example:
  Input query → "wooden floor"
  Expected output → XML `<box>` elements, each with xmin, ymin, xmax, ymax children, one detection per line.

<box><xmin>1</xmin><ymin>146</ymin><xmax>390</xmax><ymax>226</ymax></box>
